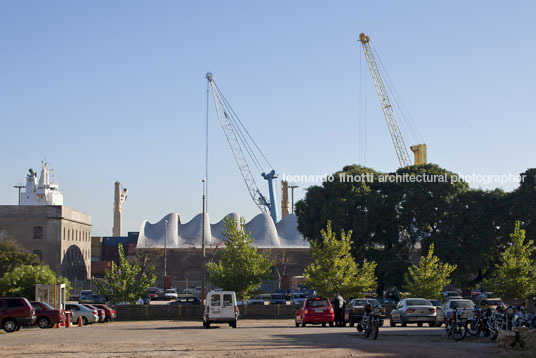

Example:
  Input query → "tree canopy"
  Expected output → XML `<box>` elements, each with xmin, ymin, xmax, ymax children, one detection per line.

<box><xmin>483</xmin><ymin>221</ymin><xmax>536</xmax><ymax>299</ymax></box>
<box><xmin>0</xmin><ymin>239</ymin><xmax>42</xmax><ymax>277</ymax></box>
<box><xmin>304</xmin><ymin>221</ymin><xmax>377</xmax><ymax>298</ymax></box>
<box><xmin>403</xmin><ymin>244</ymin><xmax>457</xmax><ymax>299</ymax></box>
<box><xmin>296</xmin><ymin>164</ymin><xmax>536</xmax><ymax>291</ymax></box>
<box><xmin>94</xmin><ymin>243</ymin><xmax>156</xmax><ymax>304</ymax></box>
<box><xmin>0</xmin><ymin>264</ymin><xmax>71</xmax><ymax>299</ymax></box>
<box><xmin>206</xmin><ymin>216</ymin><xmax>273</xmax><ymax>301</ymax></box>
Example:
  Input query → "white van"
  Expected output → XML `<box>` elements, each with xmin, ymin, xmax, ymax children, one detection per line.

<box><xmin>203</xmin><ymin>291</ymin><xmax>239</xmax><ymax>329</ymax></box>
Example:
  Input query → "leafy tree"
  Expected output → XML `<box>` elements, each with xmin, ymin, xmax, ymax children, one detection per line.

<box><xmin>0</xmin><ymin>264</ymin><xmax>71</xmax><ymax>300</ymax></box>
<box><xmin>94</xmin><ymin>243</ymin><xmax>156</xmax><ymax>304</ymax></box>
<box><xmin>483</xmin><ymin>221</ymin><xmax>536</xmax><ymax>299</ymax></box>
<box><xmin>403</xmin><ymin>244</ymin><xmax>456</xmax><ymax>299</ymax></box>
<box><xmin>206</xmin><ymin>216</ymin><xmax>273</xmax><ymax>301</ymax></box>
<box><xmin>304</xmin><ymin>221</ymin><xmax>377</xmax><ymax>298</ymax></box>
<box><xmin>0</xmin><ymin>239</ymin><xmax>42</xmax><ymax>277</ymax></box>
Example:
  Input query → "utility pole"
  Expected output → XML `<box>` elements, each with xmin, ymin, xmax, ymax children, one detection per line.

<box><xmin>201</xmin><ymin>179</ymin><xmax>206</xmax><ymax>304</ymax></box>
<box><xmin>289</xmin><ymin>184</ymin><xmax>298</xmax><ymax>214</ymax></box>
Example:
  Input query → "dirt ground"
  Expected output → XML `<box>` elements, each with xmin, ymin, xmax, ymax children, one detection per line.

<box><xmin>0</xmin><ymin>319</ymin><xmax>533</xmax><ymax>358</ymax></box>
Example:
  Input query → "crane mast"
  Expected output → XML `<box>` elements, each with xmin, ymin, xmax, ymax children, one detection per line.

<box><xmin>206</xmin><ymin>73</ymin><xmax>279</xmax><ymax>223</ymax></box>
<box><xmin>359</xmin><ymin>33</ymin><xmax>412</xmax><ymax>167</ymax></box>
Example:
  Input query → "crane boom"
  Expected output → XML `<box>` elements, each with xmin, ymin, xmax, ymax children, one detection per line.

<box><xmin>359</xmin><ymin>33</ymin><xmax>412</xmax><ymax>167</ymax></box>
<box><xmin>206</xmin><ymin>73</ymin><xmax>272</xmax><ymax>216</ymax></box>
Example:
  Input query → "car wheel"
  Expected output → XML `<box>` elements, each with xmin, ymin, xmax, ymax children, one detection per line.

<box><xmin>322</xmin><ymin>322</ymin><xmax>326</xmax><ymax>327</ymax></box>
<box><xmin>3</xmin><ymin>319</ymin><xmax>18</xmax><ymax>333</ymax></box>
<box><xmin>82</xmin><ymin>317</ymin><xmax>88</xmax><ymax>326</ymax></box>
<box><xmin>329</xmin><ymin>321</ymin><xmax>334</xmax><ymax>327</ymax></box>
<box><xmin>38</xmin><ymin>317</ymin><xmax>51</xmax><ymax>329</ymax></box>
<box><xmin>417</xmin><ymin>322</ymin><xmax>423</xmax><ymax>327</ymax></box>
<box><xmin>390</xmin><ymin>318</ymin><xmax>396</xmax><ymax>327</ymax></box>
<box><xmin>428</xmin><ymin>322</ymin><xmax>435</xmax><ymax>328</ymax></box>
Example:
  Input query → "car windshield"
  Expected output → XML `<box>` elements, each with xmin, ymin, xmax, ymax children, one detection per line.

<box><xmin>450</xmin><ymin>300</ymin><xmax>473</xmax><ymax>309</ymax></box>
<box><xmin>429</xmin><ymin>300</ymin><xmax>441</xmax><ymax>306</ymax></box>
<box><xmin>407</xmin><ymin>299</ymin><xmax>431</xmax><ymax>306</ymax></box>
<box><xmin>354</xmin><ymin>300</ymin><xmax>368</xmax><ymax>306</ymax></box>
<box><xmin>367</xmin><ymin>299</ymin><xmax>380</xmax><ymax>306</ymax></box>
<box><xmin>308</xmin><ymin>299</ymin><xmax>329</xmax><ymax>307</ymax></box>
<box><xmin>293</xmin><ymin>294</ymin><xmax>305</xmax><ymax>298</ymax></box>
<box><xmin>488</xmin><ymin>300</ymin><xmax>504</xmax><ymax>306</ymax></box>
<box><xmin>166</xmin><ymin>290</ymin><xmax>176</xmax><ymax>293</ymax></box>
<box><xmin>272</xmin><ymin>294</ymin><xmax>284</xmax><ymax>299</ymax></box>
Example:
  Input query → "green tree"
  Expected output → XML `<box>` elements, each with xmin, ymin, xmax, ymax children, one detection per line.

<box><xmin>403</xmin><ymin>244</ymin><xmax>457</xmax><ymax>299</ymax></box>
<box><xmin>483</xmin><ymin>221</ymin><xmax>536</xmax><ymax>299</ymax></box>
<box><xmin>0</xmin><ymin>264</ymin><xmax>71</xmax><ymax>299</ymax></box>
<box><xmin>206</xmin><ymin>216</ymin><xmax>273</xmax><ymax>301</ymax></box>
<box><xmin>0</xmin><ymin>239</ymin><xmax>42</xmax><ymax>277</ymax></box>
<box><xmin>304</xmin><ymin>221</ymin><xmax>377</xmax><ymax>298</ymax></box>
<box><xmin>94</xmin><ymin>243</ymin><xmax>156</xmax><ymax>304</ymax></box>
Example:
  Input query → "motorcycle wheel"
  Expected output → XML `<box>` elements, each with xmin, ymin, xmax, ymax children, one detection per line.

<box><xmin>372</xmin><ymin>320</ymin><xmax>379</xmax><ymax>340</ymax></box>
<box><xmin>467</xmin><ymin>320</ymin><xmax>480</xmax><ymax>337</ymax></box>
<box><xmin>451</xmin><ymin>324</ymin><xmax>467</xmax><ymax>341</ymax></box>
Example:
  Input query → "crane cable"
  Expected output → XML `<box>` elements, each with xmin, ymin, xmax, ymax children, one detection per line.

<box><xmin>371</xmin><ymin>43</ymin><xmax>424</xmax><ymax>146</ymax></box>
<box><xmin>213</xmin><ymin>82</ymin><xmax>274</xmax><ymax>174</ymax></box>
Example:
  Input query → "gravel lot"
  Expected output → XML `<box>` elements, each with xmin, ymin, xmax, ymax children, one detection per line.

<box><xmin>0</xmin><ymin>319</ymin><xmax>528</xmax><ymax>357</ymax></box>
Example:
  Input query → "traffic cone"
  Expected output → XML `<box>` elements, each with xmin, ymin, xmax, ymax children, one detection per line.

<box><xmin>65</xmin><ymin>314</ymin><xmax>71</xmax><ymax>328</ymax></box>
<box><xmin>54</xmin><ymin>323</ymin><xmax>59</xmax><ymax>328</ymax></box>
<box><xmin>77</xmin><ymin>316</ymin><xmax>83</xmax><ymax>327</ymax></box>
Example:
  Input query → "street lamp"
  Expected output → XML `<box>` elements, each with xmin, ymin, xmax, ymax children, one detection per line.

<box><xmin>201</xmin><ymin>179</ymin><xmax>206</xmax><ymax>304</ymax></box>
<box><xmin>289</xmin><ymin>184</ymin><xmax>299</xmax><ymax>213</ymax></box>
<box><xmin>164</xmin><ymin>219</ymin><xmax>168</xmax><ymax>287</ymax></box>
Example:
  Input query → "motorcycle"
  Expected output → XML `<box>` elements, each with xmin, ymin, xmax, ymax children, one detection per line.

<box><xmin>467</xmin><ymin>308</ymin><xmax>490</xmax><ymax>337</ymax></box>
<box><xmin>356</xmin><ymin>304</ymin><xmax>380</xmax><ymax>340</ymax></box>
<box><xmin>446</xmin><ymin>308</ymin><xmax>467</xmax><ymax>341</ymax></box>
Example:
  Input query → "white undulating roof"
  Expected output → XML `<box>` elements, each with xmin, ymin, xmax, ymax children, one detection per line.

<box><xmin>137</xmin><ymin>213</ymin><xmax>309</xmax><ymax>249</ymax></box>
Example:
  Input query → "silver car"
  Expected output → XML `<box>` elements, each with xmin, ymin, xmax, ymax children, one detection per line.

<box><xmin>389</xmin><ymin>298</ymin><xmax>436</xmax><ymax>327</ymax></box>
<box><xmin>436</xmin><ymin>299</ymin><xmax>474</xmax><ymax>325</ymax></box>
<box><xmin>65</xmin><ymin>303</ymin><xmax>98</xmax><ymax>325</ymax></box>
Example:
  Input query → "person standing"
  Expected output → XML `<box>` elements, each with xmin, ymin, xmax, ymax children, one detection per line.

<box><xmin>332</xmin><ymin>291</ymin><xmax>345</xmax><ymax>326</ymax></box>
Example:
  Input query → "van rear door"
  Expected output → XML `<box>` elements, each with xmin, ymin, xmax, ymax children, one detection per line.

<box><xmin>222</xmin><ymin>293</ymin><xmax>236</xmax><ymax>319</ymax></box>
<box><xmin>209</xmin><ymin>293</ymin><xmax>222</xmax><ymax>320</ymax></box>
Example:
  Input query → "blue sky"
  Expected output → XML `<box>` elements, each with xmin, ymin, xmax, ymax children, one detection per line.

<box><xmin>1</xmin><ymin>1</ymin><xmax>535</xmax><ymax>236</ymax></box>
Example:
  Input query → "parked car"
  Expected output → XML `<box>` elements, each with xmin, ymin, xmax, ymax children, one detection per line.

<box><xmin>436</xmin><ymin>299</ymin><xmax>474</xmax><ymax>325</ymax></box>
<box><xmin>82</xmin><ymin>304</ymin><xmax>106</xmax><ymax>322</ymax></box>
<box><xmin>248</xmin><ymin>295</ymin><xmax>268</xmax><ymax>305</ymax></box>
<box><xmin>270</xmin><ymin>293</ymin><xmax>286</xmax><ymax>305</ymax></box>
<box><xmin>165</xmin><ymin>289</ymin><xmax>178</xmax><ymax>300</ymax></box>
<box><xmin>183</xmin><ymin>286</ymin><xmax>202</xmax><ymax>295</ymax></box>
<box><xmin>440</xmin><ymin>291</ymin><xmax>462</xmax><ymax>302</ymax></box>
<box><xmin>389</xmin><ymin>298</ymin><xmax>436</xmax><ymax>327</ymax></box>
<box><xmin>92</xmin><ymin>304</ymin><xmax>116</xmax><ymax>322</ymax></box>
<box><xmin>428</xmin><ymin>299</ymin><xmax>442</xmax><ymax>325</ymax></box>
<box><xmin>344</xmin><ymin>298</ymin><xmax>386</xmax><ymax>327</ymax></box>
<box><xmin>295</xmin><ymin>297</ymin><xmax>334</xmax><ymax>327</ymax></box>
<box><xmin>203</xmin><ymin>291</ymin><xmax>239</xmax><ymax>329</ymax></box>
<box><xmin>92</xmin><ymin>294</ymin><xmax>108</xmax><ymax>304</ymax></box>
<box><xmin>477</xmin><ymin>298</ymin><xmax>504</xmax><ymax>311</ymax></box>
<box><xmin>65</xmin><ymin>303</ymin><xmax>98</xmax><ymax>325</ymax></box>
<box><xmin>79</xmin><ymin>290</ymin><xmax>95</xmax><ymax>304</ymax></box>
<box><xmin>169</xmin><ymin>296</ymin><xmax>202</xmax><ymax>306</ymax></box>
<box><xmin>291</xmin><ymin>292</ymin><xmax>306</xmax><ymax>306</ymax></box>
<box><xmin>0</xmin><ymin>297</ymin><xmax>36</xmax><ymax>333</ymax></box>
<box><xmin>29</xmin><ymin>301</ymin><xmax>66</xmax><ymax>329</ymax></box>
<box><xmin>148</xmin><ymin>287</ymin><xmax>164</xmax><ymax>301</ymax></box>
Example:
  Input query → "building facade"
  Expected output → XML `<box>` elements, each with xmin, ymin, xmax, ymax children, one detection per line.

<box><xmin>0</xmin><ymin>205</ymin><xmax>92</xmax><ymax>283</ymax></box>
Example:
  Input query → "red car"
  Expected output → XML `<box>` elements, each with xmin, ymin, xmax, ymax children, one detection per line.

<box><xmin>30</xmin><ymin>301</ymin><xmax>66</xmax><ymax>329</ymax></box>
<box><xmin>0</xmin><ymin>297</ymin><xmax>36</xmax><ymax>332</ymax></box>
<box><xmin>92</xmin><ymin>304</ymin><xmax>116</xmax><ymax>322</ymax></box>
<box><xmin>82</xmin><ymin>304</ymin><xmax>105</xmax><ymax>323</ymax></box>
<box><xmin>295</xmin><ymin>297</ymin><xmax>334</xmax><ymax>327</ymax></box>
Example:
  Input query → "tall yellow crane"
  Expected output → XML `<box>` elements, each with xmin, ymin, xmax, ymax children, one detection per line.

<box><xmin>359</xmin><ymin>33</ymin><xmax>427</xmax><ymax>167</ymax></box>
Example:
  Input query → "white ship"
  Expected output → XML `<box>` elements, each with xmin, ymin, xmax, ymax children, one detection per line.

<box><xmin>21</xmin><ymin>161</ymin><xmax>63</xmax><ymax>206</ymax></box>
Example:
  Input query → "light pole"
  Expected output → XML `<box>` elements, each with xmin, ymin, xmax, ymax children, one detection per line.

<box><xmin>289</xmin><ymin>184</ymin><xmax>298</xmax><ymax>213</ymax></box>
<box><xmin>164</xmin><ymin>219</ymin><xmax>168</xmax><ymax>287</ymax></box>
<box><xmin>201</xmin><ymin>179</ymin><xmax>206</xmax><ymax>304</ymax></box>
